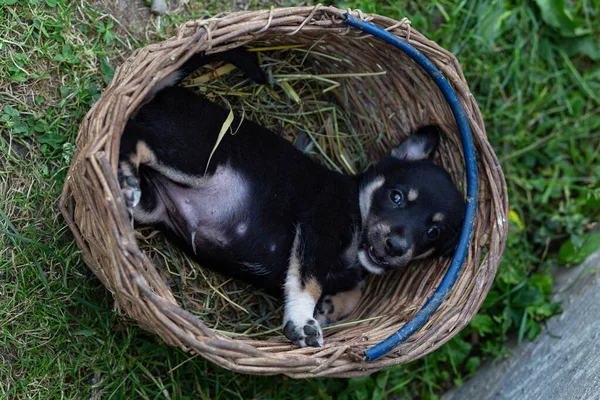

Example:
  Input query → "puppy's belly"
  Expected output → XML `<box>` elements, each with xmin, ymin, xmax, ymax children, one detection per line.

<box><xmin>149</xmin><ymin>163</ymin><xmax>250</xmax><ymax>245</ymax></box>
<box><xmin>136</xmin><ymin>163</ymin><xmax>290</xmax><ymax>281</ymax></box>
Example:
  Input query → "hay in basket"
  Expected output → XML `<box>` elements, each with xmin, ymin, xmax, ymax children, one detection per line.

<box><xmin>59</xmin><ymin>6</ymin><xmax>508</xmax><ymax>378</ymax></box>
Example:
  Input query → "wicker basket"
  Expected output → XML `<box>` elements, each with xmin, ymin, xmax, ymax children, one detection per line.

<box><xmin>59</xmin><ymin>5</ymin><xmax>508</xmax><ymax>378</ymax></box>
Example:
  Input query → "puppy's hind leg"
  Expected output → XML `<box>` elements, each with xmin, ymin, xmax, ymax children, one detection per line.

<box><xmin>118</xmin><ymin>121</ymin><xmax>158</xmax><ymax>211</ymax></box>
<box><xmin>282</xmin><ymin>227</ymin><xmax>324</xmax><ymax>348</ymax></box>
<box><xmin>118</xmin><ymin>161</ymin><xmax>141</xmax><ymax>210</ymax></box>
<box><xmin>144</xmin><ymin>48</ymin><xmax>267</xmax><ymax>104</ymax></box>
<box><xmin>182</xmin><ymin>48</ymin><xmax>268</xmax><ymax>85</ymax></box>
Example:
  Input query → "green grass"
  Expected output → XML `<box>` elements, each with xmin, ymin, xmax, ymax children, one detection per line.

<box><xmin>1</xmin><ymin>0</ymin><xmax>599</xmax><ymax>398</ymax></box>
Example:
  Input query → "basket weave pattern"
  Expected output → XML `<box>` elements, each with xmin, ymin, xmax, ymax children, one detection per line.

<box><xmin>60</xmin><ymin>6</ymin><xmax>508</xmax><ymax>378</ymax></box>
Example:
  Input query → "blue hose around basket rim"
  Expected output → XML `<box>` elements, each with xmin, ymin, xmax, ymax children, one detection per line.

<box><xmin>342</xmin><ymin>13</ymin><xmax>479</xmax><ymax>362</ymax></box>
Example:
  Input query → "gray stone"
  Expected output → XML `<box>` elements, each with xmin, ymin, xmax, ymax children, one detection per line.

<box><xmin>444</xmin><ymin>249</ymin><xmax>600</xmax><ymax>400</ymax></box>
<box><xmin>150</xmin><ymin>0</ymin><xmax>168</xmax><ymax>15</ymax></box>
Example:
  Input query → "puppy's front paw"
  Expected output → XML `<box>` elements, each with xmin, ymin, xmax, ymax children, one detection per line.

<box><xmin>315</xmin><ymin>285</ymin><xmax>363</xmax><ymax>327</ymax></box>
<box><xmin>118</xmin><ymin>167</ymin><xmax>141</xmax><ymax>209</ymax></box>
<box><xmin>283</xmin><ymin>318</ymin><xmax>323</xmax><ymax>348</ymax></box>
<box><xmin>315</xmin><ymin>295</ymin><xmax>335</xmax><ymax>327</ymax></box>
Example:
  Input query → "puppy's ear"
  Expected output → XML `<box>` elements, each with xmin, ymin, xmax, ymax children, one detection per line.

<box><xmin>438</xmin><ymin>217</ymin><xmax>464</xmax><ymax>257</ymax></box>
<box><xmin>391</xmin><ymin>125</ymin><xmax>441</xmax><ymax>161</ymax></box>
<box><xmin>438</xmin><ymin>237</ymin><xmax>459</xmax><ymax>257</ymax></box>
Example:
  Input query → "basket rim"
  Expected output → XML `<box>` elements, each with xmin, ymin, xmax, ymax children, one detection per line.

<box><xmin>59</xmin><ymin>5</ymin><xmax>508</xmax><ymax>378</ymax></box>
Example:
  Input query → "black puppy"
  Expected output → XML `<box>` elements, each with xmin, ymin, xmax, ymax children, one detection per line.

<box><xmin>118</xmin><ymin>49</ymin><xmax>464</xmax><ymax>347</ymax></box>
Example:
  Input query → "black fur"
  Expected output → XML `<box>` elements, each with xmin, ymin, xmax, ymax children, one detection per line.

<box><xmin>118</xmin><ymin>49</ymin><xmax>465</xmax><ymax>347</ymax></box>
<box><xmin>362</xmin><ymin>138</ymin><xmax>464</xmax><ymax>263</ymax></box>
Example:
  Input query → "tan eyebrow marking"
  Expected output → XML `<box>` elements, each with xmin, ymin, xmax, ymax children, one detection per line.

<box><xmin>432</xmin><ymin>212</ymin><xmax>445</xmax><ymax>222</ymax></box>
<box><xmin>408</xmin><ymin>188</ymin><xmax>419</xmax><ymax>202</ymax></box>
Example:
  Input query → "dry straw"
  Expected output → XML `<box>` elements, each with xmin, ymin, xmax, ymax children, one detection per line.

<box><xmin>59</xmin><ymin>5</ymin><xmax>508</xmax><ymax>378</ymax></box>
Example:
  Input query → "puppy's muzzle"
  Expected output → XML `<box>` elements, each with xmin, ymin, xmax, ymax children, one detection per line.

<box><xmin>384</xmin><ymin>234</ymin><xmax>409</xmax><ymax>257</ymax></box>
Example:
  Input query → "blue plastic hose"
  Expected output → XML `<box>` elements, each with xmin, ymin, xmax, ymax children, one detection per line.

<box><xmin>342</xmin><ymin>13</ymin><xmax>479</xmax><ymax>361</ymax></box>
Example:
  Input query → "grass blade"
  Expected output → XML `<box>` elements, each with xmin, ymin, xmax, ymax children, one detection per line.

<box><xmin>204</xmin><ymin>108</ymin><xmax>234</xmax><ymax>175</ymax></box>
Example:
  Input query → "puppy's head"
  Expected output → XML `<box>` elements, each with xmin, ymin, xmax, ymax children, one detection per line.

<box><xmin>358</xmin><ymin>126</ymin><xmax>465</xmax><ymax>274</ymax></box>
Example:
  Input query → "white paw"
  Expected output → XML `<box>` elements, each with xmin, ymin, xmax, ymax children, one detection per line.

<box><xmin>118</xmin><ymin>169</ymin><xmax>141</xmax><ymax>209</ymax></box>
<box><xmin>283</xmin><ymin>317</ymin><xmax>323</xmax><ymax>348</ymax></box>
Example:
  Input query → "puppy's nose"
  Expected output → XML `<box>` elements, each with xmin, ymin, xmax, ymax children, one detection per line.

<box><xmin>385</xmin><ymin>235</ymin><xmax>406</xmax><ymax>256</ymax></box>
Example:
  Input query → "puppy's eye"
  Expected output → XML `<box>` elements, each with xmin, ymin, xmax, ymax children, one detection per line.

<box><xmin>427</xmin><ymin>226</ymin><xmax>440</xmax><ymax>239</ymax></box>
<box><xmin>390</xmin><ymin>190</ymin><xmax>404</xmax><ymax>207</ymax></box>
